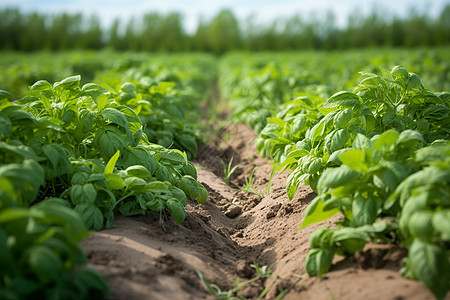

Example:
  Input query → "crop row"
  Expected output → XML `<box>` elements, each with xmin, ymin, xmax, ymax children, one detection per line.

<box><xmin>220</xmin><ymin>52</ymin><xmax>449</xmax><ymax>299</ymax></box>
<box><xmin>0</xmin><ymin>54</ymin><xmax>215</xmax><ymax>299</ymax></box>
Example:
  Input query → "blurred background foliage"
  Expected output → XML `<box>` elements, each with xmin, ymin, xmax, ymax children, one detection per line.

<box><xmin>1</xmin><ymin>6</ymin><xmax>449</xmax><ymax>54</ymax></box>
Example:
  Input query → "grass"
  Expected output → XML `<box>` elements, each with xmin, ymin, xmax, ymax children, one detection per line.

<box><xmin>217</xmin><ymin>156</ymin><xmax>244</xmax><ymax>186</ymax></box>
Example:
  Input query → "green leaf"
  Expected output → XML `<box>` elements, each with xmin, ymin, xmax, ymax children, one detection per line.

<box><xmin>0</xmin><ymin>141</ymin><xmax>37</xmax><ymax>160</ymax></box>
<box><xmin>101</xmin><ymin>108</ymin><xmax>129</xmax><ymax>131</ymax></box>
<box><xmin>409</xmin><ymin>239</ymin><xmax>449</xmax><ymax>300</ymax></box>
<box><xmin>70</xmin><ymin>184</ymin><xmax>96</xmax><ymax>206</ymax></box>
<box><xmin>408</xmin><ymin>211</ymin><xmax>433</xmax><ymax>239</ymax></box>
<box><xmin>323</xmin><ymin>91</ymin><xmax>360</xmax><ymax>108</ymax></box>
<box><xmin>169</xmin><ymin>186</ymin><xmax>187</xmax><ymax>206</ymax></box>
<box><xmin>300</xmin><ymin>195</ymin><xmax>340</xmax><ymax>229</ymax></box>
<box><xmin>432</xmin><ymin>210</ymin><xmax>450</xmax><ymax>241</ymax></box>
<box><xmin>94</xmin><ymin>126</ymin><xmax>128</xmax><ymax>160</ymax></box>
<box><xmin>42</xmin><ymin>144</ymin><xmax>72</xmax><ymax>180</ymax></box>
<box><xmin>178</xmin><ymin>176</ymin><xmax>208</xmax><ymax>204</ymax></box>
<box><xmin>28</xmin><ymin>245</ymin><xmax>63</xmax><ymax>283</ymax></box>
<box><xmin>81</xmin><ymin>83</ymin><xmax>107</xmax><ymax>101</ymax></box>
<box><xmin>125</xmin><ymin>165</ymin><xmax>152</xmax><ymax>179</ymax></box>
<box><xmin>31</xmin><ymin>80</ymin><xmax>53</xmax><ymax>91</ymax></box>
<box><xmin>74</xmin><ymin>268</ymin><xmax>109</xmax><ymax>296</ymax></box>
<box><xmin>267</xmin><ymin>117</ymin><xmax>285</xmax><ymax>127</ymax></box>
<box><xmin>146</xmin><ymin>181</ymin><xmax>169</xmax><ymax>193</ymax></box>
<box><xmin>330</xmin><ymin>129</ymin><xmax>350</xmax><ymax>152</ymax></box>
<box><xmin>338</xmin><ymin>149</ymin><xmax>368</xmax><ymax>173</ymax></box>
<box><xmin>158</xmin><ymin>150</ymin><xmax>188</xmax><ymax>165</ymax></box>
<box><xmin>396</xmin><ymin>130</ymin><xmax>425</xmax><ymax>146</ymax></box>
<box><xmin>120</xmin><ymin>146</ymin><xmax>156</xmax><ymax>175</ymax></box>
<box><xmin>74</xmin><ymin>204</ymin><xmax>103</xmax><ymax>231</ymax></box>
<box><xmin>0</xmin><ymin>113</ymin><xmax>12</xmax><ymax>138</ymax></box>
<box><xmin>305</xmin><ymin>248</ymin><xmax>334</xmax><ymax>277</ymax></box>
<box><xmin>121</xmin><ymin>82</ymin><xmax>136</xmax><ymax>92</ymax></box>
<box><xmin>166</xmin><ymin>199</ymin><xmax>186</xmax><ymax>224</ymax></box>
<box><xmin>118</xmin><ymin>201</ymin><xmax>142</xmax><ymax>216</ymax></box>
<box><xmin>333</xmin><ymin>108</ymin><xmax>353</xmax><ymax>128</ymax></box>
<box><xmin>374</xmin><ymin>130</ymin><xmax>399</xmax><ymax>149</ymax></box>
<box><xmin>351</xmin><ymin>196</ymin><xmax>380</xmax><ymax>226</ymax></box>
<box><xmin>105</xmin><ymin>173</ymin><xmax>126</xmax><ymax>190</ymax></box>
<box><xmin>104</xmin><ymin>150</ymin><xmax>120</xmax><ymax>175</ymax></box>
<box><xmin>353</xmin><ymin>134</ymin><xmax>373</xmax><ymax>151</ymax></box>
<box><xmin>0</xmin><ymin>208</ymin><xmax>39</xmax><ymax>223</ymax></box>
<box><xmin>0</xmin><ymin>90</ymin><xmax>12</xmax><ymax>101</ymax></box>
<box><xmin>146</xmin><ymin>197</ymin><xmax>165</xmax><ymax>212</ymax></box>
<box><xmin>176</xmin><ymin>134</ymin><xmax>198</xmax><ymax>158</ymax></box>
<box><xmin>391</xmin><ymin>65</ymin><xmax>408</xmax><ymax>78</ymax></box>
<box><xmin>54</xmin><ymin>75</ymin><xmax>81</xmax><ymax>90</ymax></box>
<box><xmin>317</xmin><ymin>165</ymin><xmax>360</xmax><ymax>193</ymax></box>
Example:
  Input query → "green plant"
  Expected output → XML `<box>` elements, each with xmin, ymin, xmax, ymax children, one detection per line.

<box><xmin>196</xmin><ymin>262</ymin><xmax>286</xmax><ymax>300</ymax></box>
<box><xmin>0</xmin><ymin>198</ymin><xmax>108</xmax><ymax>299</ymax></box>
<box><xmin>217</xmin><ymin>156</ymin><xmax>244</xmax><ymax>186</ymax></box>
<box><xmin>302</xmin><ymin>135</ymin><xmax>450</xmax><ymax>299</ymax></box>
<box><xmin>241</xmin><ymin>167</ymin><xmax>262</xmax><ymax>197</ymax></box>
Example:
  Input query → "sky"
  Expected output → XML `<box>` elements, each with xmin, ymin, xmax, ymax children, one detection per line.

<box><xmin>1</xmin><ymin>0</ymin><xmax>448</xmax><ymax>32</ymax></box>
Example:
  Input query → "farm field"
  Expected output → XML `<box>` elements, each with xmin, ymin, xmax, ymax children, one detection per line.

<box><xmin>0</xmin><ymin>48</ymin><xmax>449</xmax><ymax>300</ymax></box>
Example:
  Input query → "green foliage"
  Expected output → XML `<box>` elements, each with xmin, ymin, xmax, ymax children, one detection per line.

<box><xmin>0</xmin><ymin>54</ymin><xmax>213</xmax><ymax>298</ymax></box>
<box><xmin>196</xmin><ymin>262</ymin><xmax>286</xmax><ymax>300</ymax></box>
<box><xmin>222</xmin><ymin>59</ymin><xmax>449</xmax><ymax>299</ymax></box>
<box><xmin>0</xmin><ymin>199</ymin><xmax>109</xmax><ymax>299</ymax></box>
<box><xmin>0</xmin><ymin>67</ymin><xmax>210</xmax><ymax>230</ymax></box>
<box><xmin>217</xmin><ymin>156</ymin><xmax>244</xmax><ymax>186</ymax></box>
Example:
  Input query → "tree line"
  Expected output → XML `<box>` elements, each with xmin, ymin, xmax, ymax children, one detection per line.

<box><xmin>1</xmin><ymin>6</ymin><xmax>449</xmax><ymax>54</ymax></box>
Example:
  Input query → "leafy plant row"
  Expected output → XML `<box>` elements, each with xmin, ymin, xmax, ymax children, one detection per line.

<box><xmin>0</xmin><ymin>52</ymin><xmax>217</xmax><ymax>159</ymax></box>
<box><xmin>0</xmin><ymin>61</ymin><xmax>211</xmax><ymax>298</ymax></box>
<box><xmin>264</xmin><ymin>67</ymin><xmax>449</xmax><ymax>299</ymax></box>
<box><xmin>221</xmin><ymin>60</ymin><xmax>449</xmax><ymax>299</ymax></box>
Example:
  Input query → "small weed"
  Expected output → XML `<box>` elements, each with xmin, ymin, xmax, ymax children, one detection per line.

<box><xmin>196</xmin><ymin>262</ymin><xmax>287</xmax><ymax>300</ymax></box>
<box><xmin>241</xmin><ymin>167</ymin><xmax>261</xmax><ymax>197</ymax></box>
<box><xmin>217</xmin><ymin>156</ymin><xmax>244</xmax><ymax>186</ymax></box>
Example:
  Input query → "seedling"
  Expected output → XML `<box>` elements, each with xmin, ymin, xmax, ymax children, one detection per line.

<box><xmin>196</xmin><ymin>262</ymin><xmax>287</xmax><ymax>300</ymax></box>
<box><xmin>217</xmin><ymin>156</ymin><xmax>244</xmax><ymax>186</ymax></box>
<box><xmin>241</xmin><ymin>166</ymin><xmax>261</xmax><ymax>197</ymax></box>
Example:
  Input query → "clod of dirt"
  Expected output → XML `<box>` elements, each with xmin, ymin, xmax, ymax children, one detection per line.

<box><xmin>235</xmin><ymin>260</ymin><xmax>255</xmax><ymax>279</ymax></box>
<box><xmin>266</xmin><ymin>203</ymin><xmax>282</xmax><ymax>219</ymax></box>
<box><xmin>235</xmin><ymin>282</ymin><xmax>263</xmax><ymax>299</ymax></box>
<box><xmin>225</xmin><ymin>205</ymin><xmax>242</xmax><ymax>218</ymax></box>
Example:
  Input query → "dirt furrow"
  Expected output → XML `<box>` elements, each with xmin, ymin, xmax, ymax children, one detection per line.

<box><xmin>81</xmin><ymin>123</ymin><xmax>437</xmax><ymax>300</ymax></box>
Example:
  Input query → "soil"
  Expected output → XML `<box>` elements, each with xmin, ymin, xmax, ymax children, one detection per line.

<box><xmin>81</xmin><ymin>123</ymin><xmax>443</xmax><ymax>300</ymax></box>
